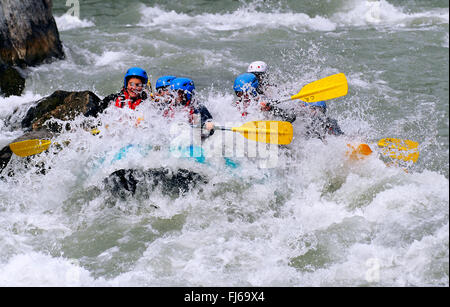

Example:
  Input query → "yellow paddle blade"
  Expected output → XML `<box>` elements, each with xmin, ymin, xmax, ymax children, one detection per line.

<box><xmin>291</xmin><ymin>73</ymin><xmax>348</xmax><ymax>103</ymax></box>
<box><xmin>9</xmin><ymin>139</ymin><xmax>52</xmax><ymax>157</ymax></box>
<box><xmin>232</xmin><ymin>121</ymin><xmax>293</xmax><ymax>145</ymax></box>
<box><xmin>378</xmin><ymin>138</ymin><xmax>419</xmax><ymax>163</ymax></box>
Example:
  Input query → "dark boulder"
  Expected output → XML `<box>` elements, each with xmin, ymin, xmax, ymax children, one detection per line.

<box><xmin>0</xmin><ymin>0</ymin><xmax>64</xmax><ymax>67</ymax></box>
<box><xmin>104</xmin><ymin>168</ymin><xmax>209</xmax><ymax>199</ymax></box>
<box><xmin>0</xmin><ymin>145</ymin><xmax>12</xmax><ymax>174</ymax></box>
<box><xmin>1</xmin><ymin>90</ymin><xmax>107</xmax><ymax>173</ymax></box>
<box><xmin>0</xmin><ymin>61</ymin><xmax>25</xmax><ymax>97</ymax></box>
<box><xmin>21</xmin><ymin>90</ymin><xmax>107</xmax><ymax>132</ymax></box>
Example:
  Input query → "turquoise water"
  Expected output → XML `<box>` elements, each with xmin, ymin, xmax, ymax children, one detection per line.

<box><xmin>0</xmin><ymin>0</ymin><xmax>448</xmax><ymax>286</ymax></box>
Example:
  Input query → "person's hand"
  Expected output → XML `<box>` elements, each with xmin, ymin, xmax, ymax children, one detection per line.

<box><xmin>135</xmin><ymin>117</ymin><xmax>144</xmax><ymax>127</ymax></box>
<box><xmin>205</xmin><ymin>122</ymin><xmax>215</xmax><ymax>131</ymax></box>
<box><xmin>260</xmin><ymin>101</ymin><xmax>271</xmax><ymax>111</ymax></box>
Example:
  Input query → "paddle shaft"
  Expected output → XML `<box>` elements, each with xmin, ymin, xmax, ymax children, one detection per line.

<box><xmin>215</xmin><ymin>126</ymin><xmax>232</xmax><ymax>132</ymax></box>
<box><xmin>270</xmin><ymin>93</ymin><xmax>325</xmax><ymax>106</ymax></box>
<box><xmin>274</xmin><ymin>98</ymin><xmax>292</xmax><ymax>105</ymax></box>
<box><xmin>193</xmin><ymin>124</ymin><xmax>281</xmax><ymax>134</ymax></box>
<box><xmin>214</xmin><ymin>126</ymin><xmax>278</xmax><ymax>134</ymax></box>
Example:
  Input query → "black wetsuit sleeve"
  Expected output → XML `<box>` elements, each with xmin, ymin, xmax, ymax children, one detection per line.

<box><xmin>267</xmin><ymin>103</ymin><xmax>296</xmax><ymax>123</ymax></box>
<box><xmin>325</xmin><ymin>118</ymin><xmax>344</xmax><ymax>136</ymax></box>
<box><xmin>82</xmin><ymin>94</ymin><xmax>115</xmax><ymax>118</ymax></box>
<box><xmin>102</xmin><ymin>93</ymin><xmax>120</xmax><ymax>108</ymax></box>
<box><xmin>305</xmin><ymin>116</ymin><xmax>344</xmax><ymax>141</ymax></box>
<box><xmin>194</xmin><ymin>105</ymin><xmax>213</xmax><ymax>124</ymax></box>
<box><xmin>194</xmin><ymin>105</ymin><xmax>215</xmax><ymax>138</ymax></box>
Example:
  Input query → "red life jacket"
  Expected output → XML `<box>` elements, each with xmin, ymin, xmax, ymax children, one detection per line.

<box><xmin>162</xmin><ymin>100</ymin><xmax>195</xmax><ymax>122</ymax></box>
<box><xmin>234</xmin><ymin>98</ymin><xmax>256</xmax><ymax>117</ymax></box>
<box><xmin>115</xmin><ymin>90</ymin><xmax>143</xmax><ymax>110</ymax></box>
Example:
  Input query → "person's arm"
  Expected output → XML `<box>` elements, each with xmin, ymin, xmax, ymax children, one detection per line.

<box><xmin>270</xmin><ymin>105</ymin><xmax>296</xmax><ymax>123</ymax></box>
<box><xmin>325</xmin><ymin>118</ymin><xmax>344</xmax><ymax>136</ymax></box>
<box><xmin>304</xmin><ymin>115</ymin><xmax>344</xmax><ymax>141</ymax></box>
<box><xmin>101</xmin><ymin>93</ymin><xmax>119</xmax><ymax>108</ymax></box>
<box><xmin>83</xmin><ymin>91</ymin><xmax>125</xmax><ymax>119</ymax></box>
<box><xmin>260</xmin><ymin>100</ymin><xmax>296</xmax><ymax>123</ymax></box>
<box><xmin>194</xmin><ymin>105</ymin><xmax>215</xmax><ymax>138</ymax></box>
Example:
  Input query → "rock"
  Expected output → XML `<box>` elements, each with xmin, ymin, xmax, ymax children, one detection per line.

<box><xmin>21</xmin><ymin>90</ymin><xmax>107</xmax><ymax>132</ymax></box>
<box><xmin>0</xmin><ymin>61</ymin><xmax>26</xmax><ymax>97</ymax></box>
<box><xmin>0</xmin><ymin>145</ymin><xmax>12</xmax><ymax>174</ymax></box>
<box><xmin>104</xmin><ymin>168</ymin><xmax>208</xmax><ymax>199</ymax></box>
<box><xmin>1</xmin><ymin>89</ymin><xmax>107</xmax><ymax>173</ymax></box>
<box><xmin>0</xmin><ymin>0</ymin><xmax>65</xmax><ymax>97</ymax></box>
<box><xmin>0</xmin><ymin>0</ymin><xmax>64</xmax><ymax>67</ymax></box>
<box><xmin>10</xmin><ymin>128</ymin><xmax>54</xmax><ymax>144</ymax></box>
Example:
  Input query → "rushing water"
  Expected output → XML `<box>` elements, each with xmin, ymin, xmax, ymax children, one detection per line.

<box><xmin>0</xmin><ymin>0</ymin><xmax>448</xmax><ymax>286</ymax></box>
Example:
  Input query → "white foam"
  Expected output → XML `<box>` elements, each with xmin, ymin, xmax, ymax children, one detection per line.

<box><xmin>443</xmin><ymin>33</ymin><xmax>449</xmax><ymax>48</ymax></box>
<box><xmin>0</xmin><ymin>252</ymin><xmax>105</xmax><ymax>286</ymax></box>
<box><xmin>0</xmin><ymin>91</ymin><xmax>43</xmax><ymax>146</ymax></box>
<box><xmin>332</xmin><ymin>0</ymin><xmax>449</xmax><ymax>28</ymax></box>
<box><xmin>55</xmin><ymin>13</ymin><xmax>95</xmax><ymax>31</ymax></box>
<box><xmin>139</xmin><ymin>1</ymin><xmax>448</xmax><ymax>33</ymax></box>
<box><xmin>139</xmin><ymin>6</ymin><xmax>337</xmax><ymax>33</ymax></box>
<box><xmin>94</xmin><ymin>51</ymin><xmax>127</xmax><ymax>67</ymax></box>
<box><xmin>0</xmin><ymin>91</ymin><xmax>42</xmax><ymax>115</ymax></box>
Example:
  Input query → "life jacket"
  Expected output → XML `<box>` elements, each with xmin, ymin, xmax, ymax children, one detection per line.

<box><xmin>114</xmin><ymin>90</ymin><xmax>143</xmax><ymax>110</ymax></box>
<box><xmin>235</xmin><ymin>96</ymin><xmax>270</xmax><ymax>117</ymax></box>
<box><xmin>162</xmin><ymin>100</ymin><xmax>195</xmax><ymax>123</ymax></box>
<box><xmin>234</xmin><ymin>99</ymin><xmax>252</xmax><ymax>117</ymax></box>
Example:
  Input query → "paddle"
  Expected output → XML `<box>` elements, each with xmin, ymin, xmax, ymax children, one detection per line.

<box><xmin>377</xmin><ymin>138</ymin><xmax>419</xmax><ymax>163</ymax></box>
<box><xmin>347</xmin><ymin>138</ymin><xmax>420</xmax><ymax>163</ymax></box>
<box><xmin>278</xmin><ymin>73</ymin><xmax>348</xmax><ymax>104</ymax></box>
<box><xmin>8</xmin><ymin>120</ymin><xmax>294</xmax><ymax>157</ymax></box>
<box><xmin>94</xmin><ymin>120</ymin><xmax>293</xmax><ymax>145</ymax></box>
<box><xmin>9</xmin><ymin>139</ymin><xmax>52</xmax><ymax>157</ymax></box>
<box><xmin>215</xmin><ymin>120</ymin><xmax>293</xmax><ymax>145</ymax></box>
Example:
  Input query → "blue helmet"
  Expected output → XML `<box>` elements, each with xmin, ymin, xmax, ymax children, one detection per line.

<box><xmin>155</xmin><ymin>75</ymin><xmax>177</xmax><ymax>90</ymax></box>
<box><xmin>171</xmin><ymin>77</ymin><xmax>195</xmax><ymax>102</ymax></box>
<box><xmin>124</xmin><ymin>67</ymin><xmax>148</xmax><ymax>88</ymax></box>
<box><xmin>233</xmin><ymin>73</ymin><xmax>258</xmax><ymax>97</ymax></box>
<box><xmin>305</xmin><ymin>100</ymin><xmax>327</xmax><ymax>111</ymax></box>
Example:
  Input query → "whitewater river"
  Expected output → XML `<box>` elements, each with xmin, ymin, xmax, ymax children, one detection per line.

<box><xmin>0</xmin><ymin>0</ymin><xmax>448</xmax><ymax>286</ymax></box>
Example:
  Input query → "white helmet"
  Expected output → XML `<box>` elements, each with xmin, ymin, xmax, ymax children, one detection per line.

<box><xmin>247</xmin><ymin>61</ymin><xmax>267</xmax><ymax>73</ymax></box>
